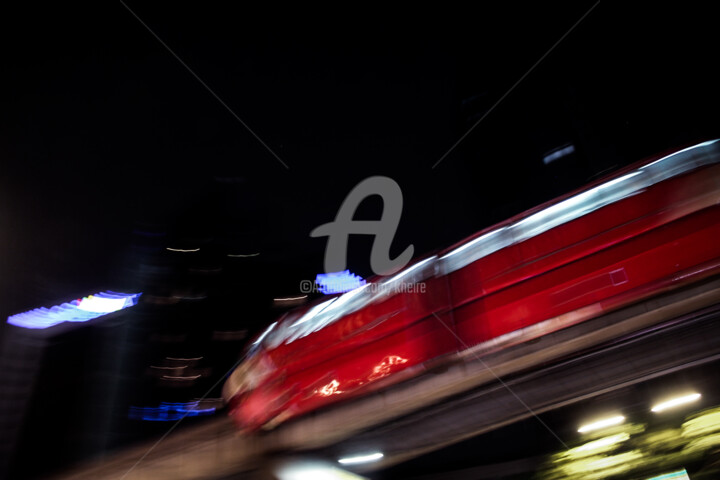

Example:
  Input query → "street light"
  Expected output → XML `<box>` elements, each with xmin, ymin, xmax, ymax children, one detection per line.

<box><xmin>651</xmin><ymin>393</ymin><xmax>701</xmax><ymax>413</ymax></box>
<box><xmin>338</xmin><ymin>452</ymin><xmax>384</xmax><ymax>465</ymax></box>
<box><xmin>578</xmin><ymin>415</ymin><xmax>625</xmax><ymax>433</ymax></box>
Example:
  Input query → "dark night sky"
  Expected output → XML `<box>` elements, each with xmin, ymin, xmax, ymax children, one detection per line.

<box><xmin>2</xmin><ymin>2</ymin><xmax>720</xmax><ymax>327</ymax></box>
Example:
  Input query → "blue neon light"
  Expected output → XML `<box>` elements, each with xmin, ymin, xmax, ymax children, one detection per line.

<box><xmin>315</xmin><ymin>270</ymin><xmax>366</xmax><ymax>294</ymax></box>
<box><xmin>7</xmin><ymin>291</ymin><xmax>142</xmax><ymax>329</ymax></box>
<box><xmin>128</xmin><ymin>401</ymin><xmax>217</xmax><ymax>422</ymax></box>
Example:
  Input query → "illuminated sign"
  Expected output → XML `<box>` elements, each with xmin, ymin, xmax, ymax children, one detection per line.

<box><xmin>7</xmin><ymin>291</ymin><xmax>142</xmax><ymax>329</ymax></box>
<box><xmin>315</xmin><ymin>270</ymin><xmax>366</xmax><ymax>294</ymax></box>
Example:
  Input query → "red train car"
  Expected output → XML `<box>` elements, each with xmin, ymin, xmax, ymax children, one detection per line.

<box><xmin>223</xmin><ymin>140</ymin><xmax>720</xmax><ymax>431</ymax></box>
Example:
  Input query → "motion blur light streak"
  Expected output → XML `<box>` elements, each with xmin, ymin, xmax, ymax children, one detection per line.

<box><xmin>290</xmin><ymin>298</ymin><xmax>337</xmax><ymax>328</ymax></box>
<box><xmin>641</xmin><ymin>139</ymin><xmax>720</xmax><ymax>169</ymax></box>
<box><xmin>541</xmin><ymin>399</ymin><xmax>720</xmax><ymax>479</ymax></box>
<box><xmin>379</xmin><ymin>256</ymin><xmax>435</xmax><ymax>288</ymax></box>
<box><xmin>337</xmin><ymin>452</ymin><xmax>384</xmax><ymax>465</ymax></box>
<box><xmin>273</xmin><ymin>296</ymin><xmax>309</xmax><ymax>307</ymax></box>
<box><xmin>275</xmin><ymin>460</ymin><xmax>368</xmax><ymax>480</ymax></box>
<box><xmin>651</xmin><ymin>393</ymin><xmax>701</xmax><ymax>413</ymax></box>
<box><xmin>274</xmin><ymin>296</ymin><xmax>308</xmax><ymax>302</ymax></box>
<box><xmin>252</xmin><ymin>321</ymin><xmax>277</xmax><ymax>346</ymax></box>
<box><xmin>128</xmin><ymin>401</ymin><xmax>216</xmax><ymax>421</ymax></box>
<box><xmin>577</xmin><ymin>415</ymin><xmax>625</xmax><ymax>433</ymax></box>
<box><xmin>543</xmin><ymin>144</ymin><xmax>576</xmax><ymax>164</ymax></box>
<box><xmin>227</xmin><ymin>252</ymin><xmax>260</xmax><ymax>257</ymax></box>
<box><xmin>646</xmin><ymin>469</ymin><xmax>690</xmax><ymax>480</ymax></box>
<box><xmin>7</xmin><ymin>291</ymin><xmax>141</xmax><ymax>329</ymax></box>
<box><xmin>682</xmin><ymin>406</ymin><xmax>720</xmax><ymax>437</ymax></box>
<box><xmin>166</xmin><ymin>247</ymin><xmax>200</xmax><ymax>252</ymax></box>
<box><xmin>576</xmin><ymin>433</ymin><xmax>629</xmax><ymax>452</ymax></box>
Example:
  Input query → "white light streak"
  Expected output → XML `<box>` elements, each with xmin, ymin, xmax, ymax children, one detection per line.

<box><xmin>274</xmin><ymin>296</ymin><xmax>308</xmax><ymax>302</ymax></box>
<box><xmin>651</xmin><ymin>393</ymin><xmax>701</xmax><ymax>413</ymax></box>
<box><xmin>578</xmin><ymin>415</ymin><xmax>625</xmax><ymax>433</ymax></box>
<box><xmin>338</xmin><ymin>452</ymin><xmax>384</xmax><ymax>465</ymax></box>
<box><xmin>252</xmin><ymin>321</ymin><xmax>277</xmax><ymax>346</ymax></box>
<box><xmin>576</xmin><ymin>433</ymin><xmax>629</xmax><ymax>452</ymax></box>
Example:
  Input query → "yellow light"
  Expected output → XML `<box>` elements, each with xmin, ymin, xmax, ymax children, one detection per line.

<box><xmin>651</xmin><ymin>393</ymin><xmax>701</xmax><ymax>413</ymax></box>
<box><xmin>578</xmin><ymin>415</ymin><xmax>625</xmax><ymax>433</ymax></box>
<box><xmin>576</xmin><ymin>433</ymin><xmax>629</xmax><ymax>452</ymax></box>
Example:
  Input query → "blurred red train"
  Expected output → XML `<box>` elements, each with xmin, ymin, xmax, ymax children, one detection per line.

<box><xmin>223</xmin><ymin>140</ymin><xmax>720</xmax><ymax>431</ymax></box>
